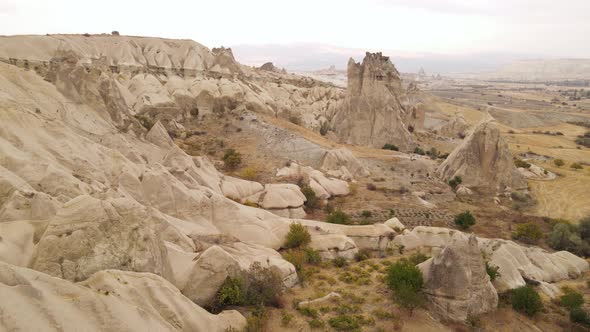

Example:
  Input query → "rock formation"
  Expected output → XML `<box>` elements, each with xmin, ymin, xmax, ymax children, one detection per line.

<box><xmin>418</xmin><ymin>233</ymin><xmax>498</xmax><ymax>322</ymax></box>
<box><xmin>394</xmin><ymin>226</ymin><xmax>589</xmax><ymax>293</ymax></box>
<box><xmin>330</xmin><ymin>52</ymin><xmax>420</xmax><ymax>150</ymax></box>
<box><xmin>436</xmin><ymin>119</ymin><xmax>527</xmax><ymax>192</ymax></box>
<box><xmin>0</xmin><ymin>262</ymin><xmax>246</xmax><ymax>331</ymax></box>
<box><xmin>0</xmin><ymin>36</ymin><xmax>399</xmax><ymax>330</ymax></box>
<box><xmin>440</xmin><ymin>113</ymin><xmax>470</xmax><ymax>138</ymax></box>
<box><xmin>321</xmin><ymin>148</ymin><xmax>370</xmax><ymax>179</ymax></box>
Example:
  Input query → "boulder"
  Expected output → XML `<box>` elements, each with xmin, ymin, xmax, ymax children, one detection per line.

<box><xmin>384</xmin><ymin>217</ymin><xmax>405</xmax><ymax>232</ymax></box>
<box><xmin>419</xmin><ymin>233</ymin><xmax>498</xmax><ymax>322</ymax></box>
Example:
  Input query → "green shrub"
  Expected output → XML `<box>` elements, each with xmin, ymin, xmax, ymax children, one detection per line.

<box><xmin>426</xmin><ymin>147</ymin><xmax>439</xmax><ymax>160</ymax></box>
<box><xmin>385</xmin><ymin>259</ymin><xmax>424</xmax><ymax>314</ymax></box>
<box><xmin>413</xmin><ymin>147</ymin><xmax>425</xmax><ymax>155</ymax></box>
<box><xmin>301</xmin><ymin>185</ymin><xmax>320</xmax><ymax>210</ymax></box>
<box><xmin>448</xmin><ymin>176</ymin><xmax>463</xmax><ymax>190</ymax></box>
<box><xmin>222</xmin><ymin>149</ymin><xmax>242</xmax><ymax>169</ymax></box>
<box><xmin>570</xmin><ymin>307</ymin><xmax>590</xmax><ymax>326</ymax></box>
<box><xmin>571</xmin><ymin>162</ymin><xmax>583</xmax><ymax>170</ymax></box>
<box><xmin>548</xmin><ymin>223</ymin><xmax>582</xmax><ymax>251</ymax></box>
<box><xmin>511</xmin><ymin>285</ymin><xmax>543</xmax><ymax>317</ymax></box>
<box><xmin>560</xmin><ymin>290</ymin><xmax>584</xmax><ymax>310</ymax></box>
<box><xmin>332</xmin><ymin>257</ymin><xmax>348</xmax><ymax>268</ymax></box>
<box><xmin>361</xmin><ymin>210</ymin><xmax>372</xmax><ymax>218</ymax></box>
<box><xmin>554</xmin><ymin>159</ymin><xmax>565</xmax><ymax>167</ymax></box>
<box><xmin>366</xmin><ymin>183</ymin><xmax>377</xmax><ymax>191</ymax></box>
<box><xmin>246</xmin><ymin>304</ymin><xmax>268</xmax><ymax>332</ymax></box>
<box><xmin>215</xmin><ymin>277</ymin><xmax>244</xmax><ymax>308</ymax></box>
<box><xmin>354</xmin><ymin>248</ymin><xmax>372</xmax><ymax>262</ymax></box>
<box><xmin>382</xmin><ymin>143</ymin><xmax>399</xmax><ymax>151</ymax></box>
<box><xmin>328</xmin><ymin>314</ymin><xmax>360</xmax><ymax>331</ymax></box>
<box><xmin>454</xmin><ymin>211</ymin><xmax>476</xmax><ymax>230</ymax></box>
<box><xmin>486</xmin><ymin>262</ymin><xmax>501</xmax><ymax>282</ymax></box>
<box><xmin>285</xmin><ymin>223</ymin><xmax>311</xmax><ymax>249</ymax></box>
<box><xmin>513</xmin><ymin>223</ymin><xmax>543</xmax><ymax>244</ymax></box>
<box><xmin>304</xmin><ymin>248</ymin><xmax>322</xmax><ymax>265</ymax></box>
<box><xmin>326</xmin><ymin>210</ymin><xmax>352</xmax><ymax>225</ymax></box>
<box><xmin>514</xmin><ymin>159</ymin><xmax>531</xmax><ymax>168</ymax></box>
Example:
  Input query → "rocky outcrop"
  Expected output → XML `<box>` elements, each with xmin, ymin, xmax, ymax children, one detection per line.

<box><xmin>276</xmin><ymin>162</ymin><xmax>349</xmax><ymax>199</ymax></box>
<box><xmin>418</xmin><ymin>233</ymin><xmax>498</xmax><ymax>322</ymax></box>
<box><xmin>330</xmin><ymin>52</ymin><xmax>420</xmax><ymax>150</ymax></box>
<box><xmin>243</xmin><ymin>183</ymin><xmax>307</xmax><ymax>218</ymax></box>
<box><xmin>321</xmin><ymin>148</ymin><xmax>370</xmax><ymax>179</ymax></box>
<box><xmin>440</xmin><ymin>113</ymin><xmax>469</xmax><ymax>138</ymax></box>
<box><xmin>437</xmin><ymin>119</ymin><xmax>527</xmax><ymax>192</ymax></box>
<box><xmin>395</xmin><ymin>226</ymin><xmax>590</xmax><ymax>293</ymax></box>
<box><xmin>0</xmin><ymin>262</ymin><xmax>246</xmax><ymax>332</ymax></box>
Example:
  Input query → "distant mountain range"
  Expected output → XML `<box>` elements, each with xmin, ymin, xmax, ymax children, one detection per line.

<box><xmin>232</xmin><ymin>43</ymin><xmax>590</xmax><ymax>80</ymax></box>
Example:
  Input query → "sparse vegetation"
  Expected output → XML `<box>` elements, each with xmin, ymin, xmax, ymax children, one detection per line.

<box><xmin>512</xmin><ymin>222</ymin><xmax>543</xmax><ymax>244</ymax></box>
<box><xmin>223</xmin><ymin>149</ymin><xmax>242</xmax><ymax>170</ymax></box>
<box><xmin>510</xmin><ymin>285</ymin><xmax>543</xmax><ymax>317</ymax></box>
<box><xmin>454</xmin><ymin>210</ymin><xmax>476</xmax><ymax>230</ymax></box>
<box><xmin>559</xmin><ymin>289</ymin><xmax>584</xmax><ymax>310</ymax></box>
<box><xmin>326</xmin><ymin>210</ymin><xmax>352</xmax><ymax>225</ymax></box>
<box><xmin>571</xmin><ymin>162</ymin><xmax>583</xmax><ymax>170</ymax></box>
<box><xmin>413</xmin><ymin>147</ymin><xmax>425</xmax><ymax>155</ymax></box>
<box><xmin>554</xmin><ymin>159</ymin><xmax>565</xmax><ymax>167</ymax></box>
<box><xmin>332</xmin><ymin>257</ymin><xmax>348</xmax><ymax>268</ymax></box>
<box><xmin>301</xmin><ymin>185</ymin><xmax>320</xmax><ymax>210</ymax></box>
<box><xmin>448</xmin><ymin>176</ymin><xmax>463</xmax><ymax>190</ymax></box>
<box><xmin>209</xmin><ymin>262</ymin><xmax>284</xmax><ymax>313</ymax></box>
<box><xmin>514</xmin><ymin>159</ymin><xmax>531</xmax><ymax>168</ymax></box>
<box><xmin>485</xmin><ymin>262</ymin><xmax>501</xmax><ymax>282</ymax></box>
<box><xmin>382</xmin><ymin>143</ymin><xmax>399</xmax><ymax>151</ymax></box>
<box><xmin>366</xmin><ymin>183</ymin><xmax>377</xmax><ymax>191</ymax></box>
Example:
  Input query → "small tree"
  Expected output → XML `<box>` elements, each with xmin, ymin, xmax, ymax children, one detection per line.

<box><xmin>513</xmin><ymin>223</ymin><xmax>543</xmax><ymax>244</ymax></box>
<box><xmin>448</xmin><ymin>176</ymin><xmax>463</xmax><ymax>190</ymax></box>
<box><xmin>554</xmin><ymin>159</ymin><xmax>565</xmax><ymax>167</ymax></box>
<box><xmin>223</xmin><ymin>149</ymin><xmax>242</xmax><ymax>170</ymax></box>
<box><xmin>511</xmin><ymin>285</ymin><xmax>543</xmax><ymax>317</ymax></box>
<box><xmin>454</xmin><ymin>211</ymin><xmax>476</xmax><ymax>230</ymax></box>
<box><xmin>385</xmin><ymin>259</ymin><xmax>424</xmax><ymax>315</ymax></box>
<box><xmin>284</xmin><ymin>223</ymin><xmax>311</xmax><ymax>249</ymax></box>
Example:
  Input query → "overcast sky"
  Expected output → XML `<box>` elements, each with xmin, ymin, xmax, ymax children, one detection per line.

<box><xmin>1</xmin><ymin>0</ymin><xmax>589</xmax><ymax>58</ymax></box>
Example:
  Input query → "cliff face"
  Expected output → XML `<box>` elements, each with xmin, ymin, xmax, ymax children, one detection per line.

<box><xmin>331</xmin><ymin>52</ymin><xmax>419</xmax><ymax>150</ymax></box>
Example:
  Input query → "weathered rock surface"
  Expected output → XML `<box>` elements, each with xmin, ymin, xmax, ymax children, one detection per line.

<box><xmin>0</xmin><ymin>262</ymin><xmax>246</xmax><ymax>332</ymax></box>
<box><xmin>437</xmin><ymin>119</ymin><xmax>527</xmax><ymax>192</ymax></box>
<box><xmin>330</xmin><ymin>52</ymin><xmax>420</xmax><ymax>150</ymax></box>
<box><xmin>321</xmin><ymin>147</ymin><xmax>370</xmax><ymax>178</ymax></box>
<box><xmin>439</xmin><ymin>113</ymin><xmax>469</xmax><ymax>138</ymax></box>
<box><xmin>395</xmin><ymin>226</ymin><xmax>590</xmax><ymax>293</ymax></box>
<box><xmin>419</xmin><ymin>233</ymin><xmax>498</xmax><ymax>322</ymax></box>
<box><xmin>276</xmin><ymin>162</ymin><xmax>349</xmax><ymax>199</ymax></box>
